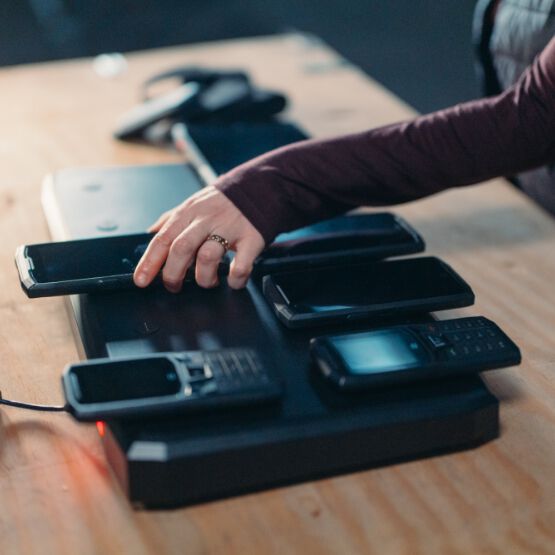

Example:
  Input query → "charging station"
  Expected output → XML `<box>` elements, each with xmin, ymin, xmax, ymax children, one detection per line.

<box><xmin>42</xmin><ymin>163</ymin><xmax>499</xmax><ymax>508</ymax></box>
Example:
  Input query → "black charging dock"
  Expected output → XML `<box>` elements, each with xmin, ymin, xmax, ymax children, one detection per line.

<box><xmin>42</xmin><ymin>163</ymin><xmax>499</xmax><ymax>508</ymax></box>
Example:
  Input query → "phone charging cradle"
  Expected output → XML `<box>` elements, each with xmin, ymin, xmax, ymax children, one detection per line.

<box><xmin>42</xmin><ymin>163</ymin><xmax>499</xmax><ymax>508</ymax></box>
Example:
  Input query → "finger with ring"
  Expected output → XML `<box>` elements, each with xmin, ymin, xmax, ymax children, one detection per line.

<box><xmin>207</xmin><ymin>234</ymin><xmax>230</xmax><ymax>252</ymax></box>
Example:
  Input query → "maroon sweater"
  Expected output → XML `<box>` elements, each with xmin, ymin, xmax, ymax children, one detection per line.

<box><xmin>217</xmin><ymin>37</ymin><xmax>555</xmax><ymax>244</ymax></box>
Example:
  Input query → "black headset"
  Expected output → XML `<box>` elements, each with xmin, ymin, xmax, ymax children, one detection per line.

<box><xmin>114</xmin><ymin>66</ymin><xmax>287</xmax><ymax>140</ymax></box>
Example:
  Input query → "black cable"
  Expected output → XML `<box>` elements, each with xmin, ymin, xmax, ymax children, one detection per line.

<box><xmin>0</xmin><ymin>391</ymin><xmax>68</xmax><ymax>413</ymax></box>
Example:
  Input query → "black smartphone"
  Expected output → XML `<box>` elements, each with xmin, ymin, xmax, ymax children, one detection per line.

<box><xmin>16</xmin><ymin>233</ymin><xmax>155</xmax><ymax>297</ymax></box>
<box><xmin>175</xmin><ymin>121</ymin><xmax>309</xmax><ymax>178</ymax></box>
<box><xmin>310</xmin><ymin>316</ymin><xmax>521</xmax><ymax>390</ymax></box>
<box><xmin>62</xmin><ymin>348</ymin><xmax>283</xmax><ymax>421</ymax></box>
<box><xmin>16</xmin><ymin>232</ymin><xmax>232</xmax><ymax>298</ymax></box>
<box><xmin>262</xmin><ymin>256</ymin><xmax>474</xmax><ymax>329</ymax></box>
<box><xmin>254</xmin><ymin>212</ymin><xmax>425</xmax><ymax>274</ymax></box>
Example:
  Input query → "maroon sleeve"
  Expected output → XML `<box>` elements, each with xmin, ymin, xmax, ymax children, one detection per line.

<box><xmin>216</xmin><ymin>37</ymin><xmax>555</xmax><ymax>244</ymax></box>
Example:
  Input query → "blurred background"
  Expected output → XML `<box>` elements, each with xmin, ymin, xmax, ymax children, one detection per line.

<box><xmin>1</xmin><ymin>0</ymin><xmax>479</xmax><ymax>113</ymax></box>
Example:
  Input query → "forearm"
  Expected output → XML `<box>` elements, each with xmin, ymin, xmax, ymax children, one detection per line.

<box><xmin>217</xmin><ymin>38</ymin><xmax>555</xmax><ymax>244</ymax></box>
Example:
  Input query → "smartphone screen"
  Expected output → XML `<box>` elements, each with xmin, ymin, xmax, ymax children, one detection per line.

<box><xmin>26</xmin><ymin>233</ymin><xmax>153</xmax><ymax>284</ymax></box>
<box><xmin>69</xmin><ymin>357</ymin><xmax>181</xmax><ymax>404</ymax></box>
<box><xmin>268</xmin><ymin>257</ymin><xmax>472</xmax><ymax>315</ymax></box>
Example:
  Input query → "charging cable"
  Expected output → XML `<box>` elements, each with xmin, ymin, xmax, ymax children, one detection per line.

<box><xmin>0</xmin><ymin>390</ymin><xmax>68</xmax><ymax>413</ymax></box>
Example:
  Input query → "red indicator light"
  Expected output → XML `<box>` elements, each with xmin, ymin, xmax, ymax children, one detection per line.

<box><xmin>96</xmin><ymin>421</ymin><xmax>105</xmax><ymax>437</ymax></box>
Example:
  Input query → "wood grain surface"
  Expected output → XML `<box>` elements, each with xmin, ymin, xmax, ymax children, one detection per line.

<box><xmin>0</xmin><ymin>33</ymin><xmax>554</xmax><ymax>555</ymax></box>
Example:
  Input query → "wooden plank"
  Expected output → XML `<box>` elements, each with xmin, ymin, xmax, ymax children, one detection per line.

<box><xmin>0</xmin><ymin>33</ymin><xmax>554</xmax><ymax>554</ymax></box>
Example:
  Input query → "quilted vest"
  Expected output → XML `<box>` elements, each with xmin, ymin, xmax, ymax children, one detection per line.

<box><xmin>476</xmin><ymin>0</ymin><xmax>555</xmax><ymax>215</ymax></box>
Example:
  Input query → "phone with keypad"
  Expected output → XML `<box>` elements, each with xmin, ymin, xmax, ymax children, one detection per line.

<box><xmin>62</xmin><ymin>348</ymin><xmax>283</xmax><ymax>421</ymax></box>
<box><xmin>310</xmin><ymin>316</ymin><xmax>521</xmax><ymax>390</ymax></box>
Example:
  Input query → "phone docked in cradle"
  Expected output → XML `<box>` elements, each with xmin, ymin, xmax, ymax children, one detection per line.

<box><xmin>15</xmin><ymin>232</ymin><xmax>230</xmax><ymax>298</ymax></box>
<box><xmin>310</xmin><ymin>317</ymin><xmax>521</xmax><ymax>390</ymax></box>
<box><xmin>254</xmin><ymin>212</ymin><xmax>425</xmax><ymax>274</ymax></box>
<box><xmin>262</xmin><ymin>256</ymin><xmax>475</xmax><ymax>329</ymax></box>
<box><xmin>178</xmin><ymin>121</ymin><xmax>309</xmax><ymax>177</ymax></box>
<box><xmin>63</xmin><ymin>348</ymin><xmax>283</xmax><ymax>421</ymax></box>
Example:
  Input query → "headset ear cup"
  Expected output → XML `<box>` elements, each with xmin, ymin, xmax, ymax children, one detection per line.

<box><xmin>218</xmin><ymin>89</ymin><xmax>288</xmax><ymax>122</ymax></box>
<box><xmin>248</xmin><ymin>89</ymin><xmax>288</xmax><ymax>118</ymax></box>
<box><xmin>184</xmin><ymin>78</ymin><xmax>253</xmax><ymax>123</ymax></box>
<box><xmin>188</xmin><ymin>83</ymin><xmax>288</xmax><ymax>124</ymax></box>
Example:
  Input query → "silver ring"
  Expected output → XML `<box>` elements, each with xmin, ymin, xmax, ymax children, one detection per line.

<box><xmin>207</xmin><ymin>234</ymin><xmax>230</xmax><ymax>252</ymax></box>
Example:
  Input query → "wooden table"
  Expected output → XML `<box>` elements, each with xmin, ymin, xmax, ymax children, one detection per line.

<box><xmin>1</xmin><ymin>33</ymin><xmax>554</xmax><ymax>555</ymax></box>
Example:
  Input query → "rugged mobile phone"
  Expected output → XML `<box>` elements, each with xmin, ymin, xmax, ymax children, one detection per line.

<box><xmin>263</xmin><ymin>256</ymin><xmax>474</xmax><ymax>329</ymax></box>
<box><xmin>15</xmin><ymin>232</ymin><xmax>229</xmax><ymax>298</ymax></box>
<box><xmin>310</xmin><ymin>316</ymin><xmax>521</xmax><ymax>390</ymax></box>
<box><xmin>63</xmin><ymin>348</ymin><xmax>283</xmax><ymax>421</ymax></box>
<box><xmin>255</xmin><ymin>212</ymin><xmax>424</xmax><ymax>274</ymax></box>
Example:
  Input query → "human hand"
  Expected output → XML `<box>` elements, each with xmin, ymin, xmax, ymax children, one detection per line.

<box><xmin>133</xmin><ymin>186</ymin><xmax>265</xmax><ymax>293</ymax></box>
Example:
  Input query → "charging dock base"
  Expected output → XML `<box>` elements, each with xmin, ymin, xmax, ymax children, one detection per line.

<box><xmin>42</xmin><ymin>163</ymin><xmax>499</xmax><ymax>508</ymax></box>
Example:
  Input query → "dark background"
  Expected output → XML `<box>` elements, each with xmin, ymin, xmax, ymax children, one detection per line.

<box><xmin>1</xmin><ymin>0</ymin><xmax>480</xmax><ymax>113</ymax></box>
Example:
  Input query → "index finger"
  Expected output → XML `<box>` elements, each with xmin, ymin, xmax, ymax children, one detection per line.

<box><xmin>134</xmin><ymin>219</ymin><xmax>184</xmax><ymax>287</ymax></box>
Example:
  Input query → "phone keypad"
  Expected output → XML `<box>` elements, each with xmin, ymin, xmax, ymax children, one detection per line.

<box><xmin>419</xmin><ymin>317</ymin><xmax>517</xmax><ymax>362</ymax></box>
<box><xmin>182</xmin><ymin>349</ymin><xmax>269</xmax><ymax>393</ymax></box>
